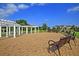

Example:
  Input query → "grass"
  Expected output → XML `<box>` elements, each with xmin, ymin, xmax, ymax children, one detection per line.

<box><xmin>75</xmin><ymin>32</ymin><xmax>79</xmax><ymax>38</ymax></box>
<box><xmin>23</xmin><ymin>29</ymin><xmax>46</xmax><ymax>33</ymax></box>
<box><xmin>61</xmin><ymin>31</ymin><xmax>79</xmax><ymax>38</ymax></box>
<box><xmin>39</xmin><ymin>30</ymin><xmax>46</xmax><ymax>32</ymax></box>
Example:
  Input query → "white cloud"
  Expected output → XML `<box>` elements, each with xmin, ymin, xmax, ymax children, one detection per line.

<box><xmin>67</xmin><ymin>6</ymin><xmax>79</xmax><ymax>12</ymax></box>
<box><xmin>5</xmin><ymin>4</ymin><xmax>18</xmax><ymax>14</ymax></box>
<box><xmin>0</xmin><ymin>3</ymin><xmax>46</xmax><ymax>19</ymax></box>
<box><xmin>0</xmin><ymin>4</ymin><xmax>29</xmax><ymax>19</ymax></box>
<box><xmin>0</xmin><ymin>4</ymin><xmax>18</xmax><ymax>18</ymax></box>
<box><xmin>37</xmin><ymin>3</ymin><xmax>46</xmax><ymax>6</ymax></box>
<box><xmin>0</xmin><ymin>9</ymin><xmax>8</xmax><ymax>18</ymax></box>
<box><xmin>30</xmin><ymin>3</ymin><xmax>46</xmax><ymax>6</ymax></box>
<box><xmin>18</xmin><ymin>4</ymin><xmax>29</xmax><ymax>9</ymax></box>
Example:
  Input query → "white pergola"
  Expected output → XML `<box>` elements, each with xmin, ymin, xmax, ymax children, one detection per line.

<box><xmin>0</xmin><ymin>19</ymin><xmax>39</xmax><ymax>38</ymax></box>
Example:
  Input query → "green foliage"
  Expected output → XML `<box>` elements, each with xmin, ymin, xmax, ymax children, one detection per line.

<box><xmin>52</xmin><ymin>27</ymin><xmax>57</xmax><ymax>32</ymax></box>
<box><xmin>47</xmin><ymin>27</ymin><xmax>51</xmax><ymax>32</ymax></box>
<box><xmin>70</xmin><ymin>25</ymin><xmax>76</xmax><ymax>31</ymax></box>
<box><xmin>75</xmin><ymin>32</ymin><xmax>79</xmax><ymax>38</ymax></box>
<box><xmin>16</xmin><ymin>19</ymin><xmax>28</xmax><ymax>25</ymax></box>
<box><xmin>51</xmin><ymin>26</ymin><xmax>61</xmax><ymax>32</ymax></box>
<box><xmin>75</xmin><ymin>27</ymin><xmax>79</xmax><ymax>32</ymax></box>
<box><xmin>70</xmin><ymin>25</ymin><xmax>79</xmax><ymax>32</ymax></box>
<box><xmin>41</xmin><ymin>23</ymin><xmax>48</xmax><ymax>31</ymax></box>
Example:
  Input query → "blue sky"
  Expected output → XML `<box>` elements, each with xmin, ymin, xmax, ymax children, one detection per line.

<box><xmin>0</xmin><ymin>3</ymin><xmax>79</xmax><ymax>27</ymax></box>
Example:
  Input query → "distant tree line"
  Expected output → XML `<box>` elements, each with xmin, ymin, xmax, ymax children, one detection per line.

<box><xmin>16</xmin><ymin>19</ymin><xmax>79</xmax><ymax>32</ymax></box>
<box><xmin>16</xmin><ymin>19</ymin><xmax>28</xmax><ymax>25</ymax></box>
<box><xmin>16</xmin><ymin>19</ymin><xmax>48</xmax><ymax>32</ymax></box>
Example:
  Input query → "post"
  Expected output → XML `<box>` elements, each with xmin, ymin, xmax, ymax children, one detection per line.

<box><xmin>13</xmin><ymin>25</ymin><xmax>16</xmax><ymax>38</ymax></box>
<box><xmin>30</xmin><ymin>27</ymin><xmax>32</xmax><ymax>34</ymax></box>
<box><xmin>38</xmin><ymin>27</ymin><xmax>39</xmax><ymax>33</ymax></box>
<box><xmin>46</xmin><ymin>27</ymin><xmax>48</xmax><ymax>32</ymax></box>
<box><xmin>26</xmin><ymin>27</ymin><xmax>28</xmax><ymax>34</ymax></box>
<box><xmin>9</xmin><ymin>26</ymin><xmax>11</xmax><ymax>36</ymax></box>
<box><xmin>6</xmin><ymin>26</ymin><xmax>8</xmax><ymax>37</ymax></box>
<box><xmin>0</xmin><ymin>26</ymin><xmax>1</xmax><ymax>37</ymax></box>
<box><xmin>22</xmin><ymin>27</ymin><xmax>23</xmax><ymax>34</ymax></box>
<box><xmin>19</xmin><ymin>26</ymin><xmax>20</xmax><ymax>35</ymax></box>
<box><xmin>34</xmin><ymin>27</ymin><xmax>36</xmax><ymax>33</ymax></box>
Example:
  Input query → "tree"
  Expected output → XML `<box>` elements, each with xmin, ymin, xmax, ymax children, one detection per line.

<box><xmin>16</xmin><ymin>19</ymin><xmax>28</xmax><ymax>25</ymax></box>
<box><xmin>52</xmin><ymin>26</ymin><xmax>58</xmax><ymax>32</ymax></box>
<box><xmin>75</xmin><ymin>27</ymin><xmax>79</xmax><ymax>32</ymax></box>
<box><xmin>48</xmin><ymin>27</ymin><xmax>51</xmax><ymax>32</ymax></box>
<box><xmin>56</xmin><ymin>25</ymin><xmax>61</xmax><ymax>32</ymax></box>
<box><xmin>70</xmin><ymin>25</ymin><xmax>75</xmax><ymax>31</ymax></box>
<box><xmin>42</xmin><ymin>23</ymin><xmax>48</xmax><ymax>31</ymax></box>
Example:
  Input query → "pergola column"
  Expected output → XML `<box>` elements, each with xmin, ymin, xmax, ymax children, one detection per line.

<box><xmin>26</xmin><ymin>27</ymin><xmax>28</xmax><ymax>34</ymax></box>
<box><xmin>13</xmin><ymin>25</ymin><xmax>16</xmax><ymax>38</ymax></box>
<box><xmin>0</xmin><ymin>26</ymin><xmax>1</xmax><ymax>37</ymax></box>
<box><xmin>6</xmin><ymin>27</ymin><xmax>8</xmax><ymax>37</ymax></box>
<box><xmin>34</xmin><ymin>27</ymin><xmax>37</xmax><ymax>33</ymax></box>
<box><xmin>19</xmin><ymin>27</ymin><xmax>20</xmax><ymax>35</ymax></box>
<box><xmin>38</xmin><ymin>27</ymin><xmax>39</xmax><ymax>33</ymax></box>
<box><xmin>30</xmin><ymin>27</ymin><xmax>32</xmax><ymax>34</ymax></box>
<box><xmin>46</xmin><ymin>27</ymin><xmax>48</xmax><ymax>32</ymax></box>
<box><xmin>9</xmin><ymin>27</ymin><xmax>11</xmax><ymax>36</ymax></box>
<box><xmin>22</xmin><ymin>27</ymin><xmax>23</xmax><ymax>34</ymax></box>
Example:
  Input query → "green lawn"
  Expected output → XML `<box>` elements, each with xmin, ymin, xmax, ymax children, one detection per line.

<box><xmin>75</xmin><ymin>32</ymin><xmax>79</xmax><ymax>38</ymax></box>
<box><xmin>39</xmin><ymin>30</ymin><xmax>46</xmax><ymax>32</ymax></box>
